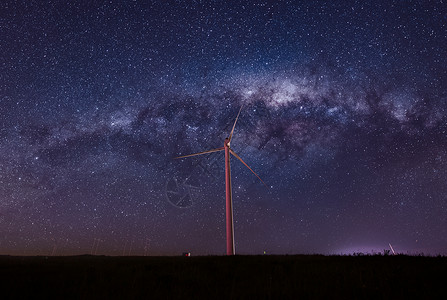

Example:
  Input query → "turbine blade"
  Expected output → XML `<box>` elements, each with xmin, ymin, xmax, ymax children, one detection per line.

<box><xmin>174</xmin><ymin>147</ymin><xmax>224</xmax><ymax>159</ymax></box>
<box><xmin>228</xmin><ymin>106</ymin><xmax>243</xmax><ymax>142</ymax></box>
<box><xmin>229</xmin><ymin>149</ymin><xmax>268</xmax><ymax>188</ymax></box>
<box><xmin>389</xmin><ymin>243</ymin><xmax>395</xmax><ymax>255</ymax></box>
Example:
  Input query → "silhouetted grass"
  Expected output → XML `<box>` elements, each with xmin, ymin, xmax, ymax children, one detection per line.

<box><xmin>1</xmin><ymin>255</ymin><xmax>446</xmax><ymax>299</ymax></box>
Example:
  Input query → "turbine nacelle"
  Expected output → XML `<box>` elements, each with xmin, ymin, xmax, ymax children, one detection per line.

<box><xmin>225</xmin><ymin>138</ymin><xmax>231</xmax><ymax>148</ymax></box>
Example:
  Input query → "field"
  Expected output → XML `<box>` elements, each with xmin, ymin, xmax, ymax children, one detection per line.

<box><xmin>1</xmin><ymin>255</ymin><xmax>446</xmax><ymax>299</ymax></box>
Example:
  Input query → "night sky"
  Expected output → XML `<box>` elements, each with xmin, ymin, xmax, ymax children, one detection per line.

<box><xmin>1</xmin><ymin>1</ymin><xmax>446</xmax><ymax>256</ymax></box>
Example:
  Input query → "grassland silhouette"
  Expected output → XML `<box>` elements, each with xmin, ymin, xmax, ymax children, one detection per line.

<box><xmin>1</xmin><ymin>254</ymin><xmax>446</xmax><ymax>299</ymax></box>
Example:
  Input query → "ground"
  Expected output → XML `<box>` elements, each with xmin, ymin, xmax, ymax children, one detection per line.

<box><xmin>1</xmin><ymin>255</ymin><xmax>446</xmax><ymax>299</ymax></box>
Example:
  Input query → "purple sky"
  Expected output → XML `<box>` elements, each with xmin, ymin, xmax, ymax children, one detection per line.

<box><xmin>1</xmin><ymin>0</ymin><xmax>446</xmax><ymax>256</ymax></box>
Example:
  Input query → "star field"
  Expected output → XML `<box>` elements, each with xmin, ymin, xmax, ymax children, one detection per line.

<box><xmin>1</xmin><ymin>0</ymin><xmax>446</xmax><ymax>255</ymax></box>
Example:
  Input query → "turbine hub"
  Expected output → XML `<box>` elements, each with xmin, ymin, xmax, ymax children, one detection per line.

<box><xmin>225</xmin><ymin>138</ymin><xmax>230</xmax><ymax>147</ymax></box>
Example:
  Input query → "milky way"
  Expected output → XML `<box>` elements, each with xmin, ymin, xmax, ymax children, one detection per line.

<box><xmin>1</xmin><ymin>1</ymin><xmax>446</xmax><ymax>255</ymax></box>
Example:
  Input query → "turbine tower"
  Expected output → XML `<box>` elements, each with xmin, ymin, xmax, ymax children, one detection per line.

<box><xmin>175</xmin><ymin>107</ymin><xmax>267</xmax><ymax>255</ymax></box>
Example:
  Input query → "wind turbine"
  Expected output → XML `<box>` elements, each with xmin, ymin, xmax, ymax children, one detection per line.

<box><xmin>175</xmin><ymin>107</ymin><xmax>267</xmax><ymax>255</ymax></box>
<box><xmin>389</xmin><ymin>243</ymin><xmax>396</xmax><ymax>255</ymax></box>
